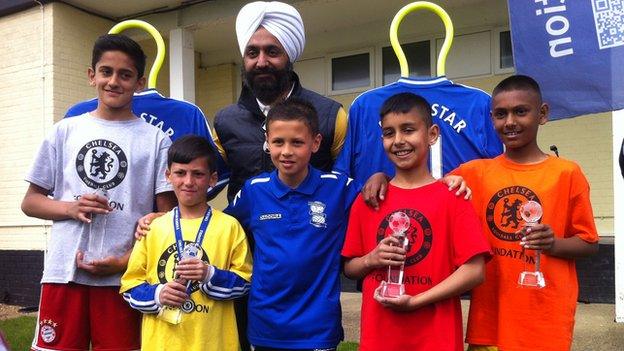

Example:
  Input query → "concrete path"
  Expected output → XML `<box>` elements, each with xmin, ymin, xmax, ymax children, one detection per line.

<box><xmin>340</xmin><ymin>292</ymin><xmax>624</xmax><ymax>350</ymax></box>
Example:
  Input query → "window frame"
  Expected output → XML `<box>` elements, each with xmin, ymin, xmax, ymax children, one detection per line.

<box><xmin>493</xmin><ymin>27</ymin><xmax>515</xmax><ymax>74</ymax></box>
<box><xmin>326</xmin><ymin>48</ymin><xmax>375</xmax><ymax>96</ymax></box>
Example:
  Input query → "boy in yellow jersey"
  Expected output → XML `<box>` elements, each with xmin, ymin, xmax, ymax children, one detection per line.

<box><xmin>121</xmin><ymin>135</ymin><xmax>252</xmax><ymax>351</ymax></box>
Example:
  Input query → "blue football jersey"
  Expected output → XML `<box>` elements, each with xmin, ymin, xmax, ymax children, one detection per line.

<box><xmin>334</xmin><ymin>77</ymin><xmax>503</xmax><ymax>181</ymax></box>
<box><xmin>225</xmin><ymin>167</ymin><xmax>359</xmax><ymax>349</ymax></box>
<box><xmin>65</xmin><ymin>89</ymin><xmax>230</xmax><ymax>193</ymax></box>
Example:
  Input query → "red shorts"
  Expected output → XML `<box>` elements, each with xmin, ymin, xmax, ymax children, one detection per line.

<box><xmin>32</xmin><ymin>283</ymin><xmax>141</xmax><ymax>351</ymax></box>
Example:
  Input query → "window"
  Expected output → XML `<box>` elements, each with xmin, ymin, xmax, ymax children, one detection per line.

<box><xmin>328</xmin><ymin>50</ymin><xmax>373</xmax><ymax>94</ymax></box>
<box><xmin>382</xmin><ymin>40</ymin><xmax>431</xmax><ymax>84</ymax></box>
<box><xmin>494</xmin><ymin>29</ymin><xmax>514</xmax><ymax>74</ymax></box>
<box><xmin>499</xmin><ymin>30</ymin><xmax>514</xmax><ymax>69</ymax></box>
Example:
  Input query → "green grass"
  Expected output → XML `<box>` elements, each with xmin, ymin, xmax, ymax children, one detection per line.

<box><xmin>0</xmin><ymin>316</ymin><xmax>36</xmax><ymax>351</ymax></box>
<box><xmin>338</xmin><ymin>341</ymin><xmax>359</xmax><ymax>350</ymax></box>
<box><xmin>0</xmin><ymin>315</ymin><xmax>358</xmax><ymax>351</ymax></box>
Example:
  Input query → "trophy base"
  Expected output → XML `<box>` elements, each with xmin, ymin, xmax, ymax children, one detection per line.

<box><xmin>83</xmin><ymin>251</ymin><xmax>104</xmax><ymax>264</ymax></box>
<box><xmin>518</xmin><ymin>271</ymin><xmax>546</xmax><ymax>288</ymax></box>
<box><xmin>380</xmin><ymin>281</ymin><xmax>404</xmax><ymax>298</ymax></box>
<box><xmin>157</xmin><ymin>306</ymin><xmax>182</xmax><ymax>325</ymax></box>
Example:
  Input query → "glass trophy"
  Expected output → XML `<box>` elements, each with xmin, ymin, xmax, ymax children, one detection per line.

<box><xmin>517</xmin><ymin>200</ymin><xmax>546</xmax><ymax>288</ymax></box>
<box><xmin>380</xmin><ymin>211</ymin><xmax>410</xmax><ymax>298</ymax></box>
<box><xmin>84</xmin><ymin>188</ymin><xmax>109</xmax><ymax>263</ymax></box>
<box><xmin>157</xmin><ymin>243</ymin><xmax>202</xmax><ymax>325</ymax></box>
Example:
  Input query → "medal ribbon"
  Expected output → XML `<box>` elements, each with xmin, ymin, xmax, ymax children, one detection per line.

<box><xmin>173</xmin><ymin>206</ymin><xmax>212</xmax><ymax>259</ymax></box>
<box><xmin>173</xmin><ymin>206</ymin><xmax>212</xmax><ymax>295</ymax></box>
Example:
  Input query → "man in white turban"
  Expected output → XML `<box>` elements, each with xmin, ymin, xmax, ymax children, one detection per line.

<box><xmin>212</xmin><ymin>2</ymin><xmax>348</xmax><ymax>351</ymax></box>
<box><xmin>214</xmin><ymin>1</ymin><xmax>347</xmax><ymax>201</ymax></box>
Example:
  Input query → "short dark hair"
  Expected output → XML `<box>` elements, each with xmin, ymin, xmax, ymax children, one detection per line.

<box><xmin>91</xmin><ymin>34</ymin><xmax>146</xmax><ymax>78</ymax></box>
<box><xmin>492</xmin><ymin>75</ymin><xmax>542</xmax><ymax>102</ymax></box>
<box><xmin>380</xmin><ymin>92</ymin><xmax>432</xmax><ymax>127</ymax></box>
<box><xmin>266</xmin><ymin>97</ymin><xmax>320</xmax><ymax>135</ymax></box>
<box><xmin>167</xmin><ymin>135</ymin><xmax>217</xmax><ymax>173</ymax></box>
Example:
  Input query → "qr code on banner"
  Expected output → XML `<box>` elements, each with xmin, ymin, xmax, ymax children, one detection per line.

<box><xmin>592</xmin><ymin>0</ymin><xmax>624</xmax><ymax>49</ymax></box>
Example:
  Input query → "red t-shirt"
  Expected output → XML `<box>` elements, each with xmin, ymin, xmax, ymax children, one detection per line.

<box><xmin>342</xmin><ymin>182</ymin><xmax>491</xmax><ymax>351</ymax></box>
<box><xmin>453</xmin><ymin>155</ymin><xmax>599</xmax><ymax>351</ymax></box>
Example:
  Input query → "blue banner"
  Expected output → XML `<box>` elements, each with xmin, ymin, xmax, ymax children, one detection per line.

<box><xmin>508</xmin><ymin>0</ymin><xmax>624</xmax><ymax>120</ymax></box>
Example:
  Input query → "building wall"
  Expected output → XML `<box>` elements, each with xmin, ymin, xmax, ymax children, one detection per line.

<box><xmin>0</xmin><ymin>4</ymin><xmax>53</xmax><ymax>251</ymax></box>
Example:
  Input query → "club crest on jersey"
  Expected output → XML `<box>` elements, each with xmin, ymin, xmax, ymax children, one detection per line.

<box><xmin>157</xmin><ymin>241</ymin><xmax>209</xmax><ymax>294</ymax></box>
<box><xmin>308</xmin><ymin>201</ymin><xmax>327</xmax><ymax>228</ymax></box>
<box><xmin>486</xmin><ymin>186</ymin><xmax>542</xmax><ymax>241</ymax></box>
<box><xmin>75</xmin><ymin>139</ymin><xmax>128</xmax><ymax>190</ymax></box>
<box><xmin>39</xmin><ymin>319</ymin><xmax>58</xmax><ymax>344</ymax></box>
<box><xmin>377</xmin><ymin>209</ymin><xmax>433</xmax><ymax>266</ymax></box>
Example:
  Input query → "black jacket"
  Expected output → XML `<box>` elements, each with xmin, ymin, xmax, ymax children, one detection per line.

<box><xmin>214</xmin><ymin>73</ymin><xmax>341</xmax><ymax>201</ymax></box>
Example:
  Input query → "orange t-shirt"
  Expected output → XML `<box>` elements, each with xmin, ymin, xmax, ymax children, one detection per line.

<box><xmin>453</xmin><ymin>155</ymin><xmax>598</xmax><ymax>351</ymax></box>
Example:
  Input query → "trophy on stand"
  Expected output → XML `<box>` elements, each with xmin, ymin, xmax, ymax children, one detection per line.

<box><xmin>380</xmin><ymin>211</ymin><xmax>411</xmax><ymax>298</ymax></box>
<box><xmin>84</xmin><ymin>188</ymin><xmax>109</xmax><ymax>263</ymax></box>
<box><xmin>517</xmin><ymin>200</ymin><xmax>545</xmax><ymax>288</ymax></box>
<box><xmin>157</xmin><ymin>243</ymin><xmax>203</xmax><ymax>325</ymax></box>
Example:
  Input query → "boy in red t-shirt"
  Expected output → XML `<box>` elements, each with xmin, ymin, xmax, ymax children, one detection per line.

<box><xmin>453</xmin><ymin>75</ymin><xmax>599</xmax><ymax>351</ymax></box>
<box><xmin>342</xmin><ymin>92</ymin><xmax>491</xmax><ymax>351</ymax></box>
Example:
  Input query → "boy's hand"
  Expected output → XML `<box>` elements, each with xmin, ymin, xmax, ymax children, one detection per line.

<box><xmin>175</xmin><ymin>258</ymin><xmax>210</xmax><ymax>282</ymax></box>
<box><xmin>159</xmin><ymin>280</ymin><xmax>188</xmax><ymax>307</ymax></box>
<box><xmin>373</xmin><ymin>285</ymin><xmax>417</xmax><ymax>312</ymax></box>
<box><xmin>440</xmin><ymin>175</ymin><xmax>472</xmax><ymax>200</ymax></box>
<box><xmin>75</xmin><ymin>251</ymin><xmax>126</xmax><ymax>276</ymax></box>
<box><xmin>135</xmin><ymin>212</ymin><xmax>165</xmax><ymax>240</ymax></box>
<box><xmin>362</xmin><ymin>172</ymin><xmax>389</xmax><ymax>210</ymax></box>
<box><xmin>519</xmin><ymin>224</ymin><xmax>555</xmax><ymax>251</ymax></box>
<box><xmin>68</xmin><ymin>193</ymin><xmax>112</xmax><ymax>223</ymax></box>
<box><xmin>365</xmin><ymin>236</ymin><xmax>406</xmax><ymax>269</ymax></box>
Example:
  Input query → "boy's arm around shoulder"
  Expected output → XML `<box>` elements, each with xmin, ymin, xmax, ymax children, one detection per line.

<box><xmin>199</xmin><ymin>214</ymin><xmax>252</xmax><ymax>300</ymax></box>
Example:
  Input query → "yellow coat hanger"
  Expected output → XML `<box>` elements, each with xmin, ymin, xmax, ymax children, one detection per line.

<box><xmin>389</xmin><ymin>1</ymin><xmax>454</xmax><ymax>77</ymax></box>
<box><xmin>109</xmin><ymin>20</ymin><xmax>165</xmax><ymax>89</ymax></box>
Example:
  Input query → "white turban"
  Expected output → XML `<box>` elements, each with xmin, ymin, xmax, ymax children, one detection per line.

<box><xmin>236</xmin><ymin>1</ymin><xmax>305</xmax><ymax>62</ymax></box>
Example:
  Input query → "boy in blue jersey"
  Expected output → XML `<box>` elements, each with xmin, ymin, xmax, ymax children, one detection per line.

<box><xmin>225</xmin><ymin>98</ymin><xmax>359</xmax><ymax>351</ymax></box>
<box><xmin>120</xmin><ymin>135</ymin><xmax>252</xmax><ymax>351</ymax></box>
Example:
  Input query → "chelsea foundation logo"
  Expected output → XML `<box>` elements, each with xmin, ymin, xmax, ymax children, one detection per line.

<box><xmin>75</xmin><ymin>139</ymin><xmax>128</xmax><ymax>190</ymax></box>
<box><xmin>486</xmin><ymin>186</ymin><xmax>542</xmax><ymax>241</ymax></box>
<box><xmin>377</xmin><ymin>209</ymin><xmax>433</xmax><ymax>266</ymax></box>
<box><xmin>309</xmin><ymin>201</ymin><xmax>327</xmax><ymax>228</ymax></box>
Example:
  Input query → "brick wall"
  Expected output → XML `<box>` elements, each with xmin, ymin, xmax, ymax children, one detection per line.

<box><xmin>0</xmin><ymin>251</ymin><xmax>44</xmax><ymax>306</ymax></box>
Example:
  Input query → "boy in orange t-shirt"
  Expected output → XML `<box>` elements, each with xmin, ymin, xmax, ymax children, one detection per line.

<box><xmin>453</xmin><ymin>75</ymin><xmax>599</xmax><ymax>351</ymax></box>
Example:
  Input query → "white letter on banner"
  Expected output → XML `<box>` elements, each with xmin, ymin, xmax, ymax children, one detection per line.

<box><xmin>546</xmin><ymin>15</ymin><xmax>570</xmax><ymax>36</ymax></box>
<box><xmin>549</xmin><ymin>37</ymin><xmax>573</xmax><ymax>57</ymax></box>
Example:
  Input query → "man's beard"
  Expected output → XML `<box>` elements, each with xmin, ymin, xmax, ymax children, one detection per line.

<box><xmin>242</xmin><ymin>62</ymin><xmax>293</xmax><ymax>105</ymax></box>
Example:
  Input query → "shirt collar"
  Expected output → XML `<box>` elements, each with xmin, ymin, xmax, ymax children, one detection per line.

<box><xmin>270</xmin><ymin>166</ymin><xmax>321</xmax><ymax>198</ymax></box>
<box><xmin>256</xmin><ymin>83</ymin><xmax>296</xmax><ymax>117</ymax></box>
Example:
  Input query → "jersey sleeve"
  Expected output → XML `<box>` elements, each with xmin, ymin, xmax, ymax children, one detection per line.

<box><xmin>341</xmin><ymin>195</ymin><xmax>367</xmax><ymax>258</ymax></box>
<box><xmin>223</xmin><ymin>182</ymin><xmax>252</xmax><ymax>229</ymax></box>
<box><xmin>566</xmin><ymin>166</ymin><xmax>599</xmax><ymax>243</ymax></box>
<box><xmin>191</xmin><ymin>108</ymin><xmax>230</xmax><ymax>199</ymax></box>
<box><xmin>478</xmin><ymin>97</ymin><xmax>504</xmax><ymax>158</ymax></box>
<box><xmin>120</xmin><ymin>233</ymin><xmax>161</xmax><ymax>313</ymax></box>
<box><xmin>331</xmin><ymin>107</ymin><xmax>348</xmax><ymax>160</ymax></box>
<box><xmin>451</xmin><ymin>196</ymin><xmax>492</xmax><ymax>267</ymax></box>
<box><xmin>154</xmin><ymin>136</ymin><xmax>173</xmax><ymax>195</ymax></box>
<box><xmin>333</xmin><ymin>103</ymin><xmax>360</xmax><ymax>176</ymax></box>
<box><xmin>64</xmin><ymin>99</ymin><xmax>97</xmax><ymax>118</ymax></box>
<box><xmin>25</xmin><ymin>124</ymin><xmax>59</xmax><ymax>192</ymax></box>
<box><xmin>343</xmin><ymin>176</ymin><xmax>361</xmax><ymax>216</ymax></box>
<box><xmin>199</xmin><ymin>221</ymin><xmax>252</xmax><ymax>300</ymax></box>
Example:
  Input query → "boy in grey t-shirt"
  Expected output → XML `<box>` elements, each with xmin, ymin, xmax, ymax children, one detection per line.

<box><xmin>22</xmin><ymin>34</ymin><xmax>175</xmax><ymax>351</ymax></box>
